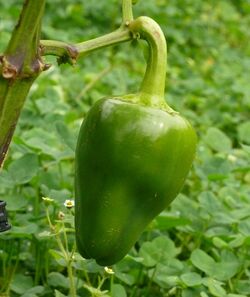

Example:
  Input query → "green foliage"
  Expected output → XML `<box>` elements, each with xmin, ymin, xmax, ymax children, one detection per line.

<box><xmin>0</xmin><ymin>0</ymin><xmax>250</xmax><ymax>296</ymax></box>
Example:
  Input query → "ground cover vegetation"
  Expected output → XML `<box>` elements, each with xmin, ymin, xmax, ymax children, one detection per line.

<box><xmin>0</xmin><ymin>0</ymin><xmax>250</xmax><ymax>296</ymax></box>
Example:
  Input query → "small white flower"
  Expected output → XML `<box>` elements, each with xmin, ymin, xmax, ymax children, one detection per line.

<box><xmin>104</xmin><ymin>267</ymin><xmax>114</xmax><ymax>275</ymax></box>
<box><xmin>64</xmin><ymin>199</ymin><xmax>75</xmax><ymax>209</ymax></box>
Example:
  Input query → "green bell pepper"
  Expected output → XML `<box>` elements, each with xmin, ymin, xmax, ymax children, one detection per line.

<box><xmin>75</xmin><ymin>17</ymin><xmax>197</xmax><ymax>266</ymax></box>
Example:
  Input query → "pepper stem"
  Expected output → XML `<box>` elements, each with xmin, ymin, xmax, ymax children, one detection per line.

<box><xmin>129</xmin><ymin>17</ymin><xmax>171</xmax><ymax>110</ymax></box>
<box><xmin>122</xmin><ymin>0</ymin><xmax>133</xmax><ymax>23</ymax></box>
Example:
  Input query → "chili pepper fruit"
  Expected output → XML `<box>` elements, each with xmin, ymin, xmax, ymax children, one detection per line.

<box><xmin>75</xmin><ymin>17</ymin><xmax>197</xmax><ymax>266</ymax></box>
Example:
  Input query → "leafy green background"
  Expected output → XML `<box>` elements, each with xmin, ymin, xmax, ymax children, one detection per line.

<box><xmin>0</xmin><ymin>0</ymin><xmax>250</xmax><ymax>296</ymax></box>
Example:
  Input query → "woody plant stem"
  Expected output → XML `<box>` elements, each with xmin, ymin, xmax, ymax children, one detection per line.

<box><xmin>0</xmin><ymin>0</ymin><xmax>46</xmax><ymax>168</ymax></box>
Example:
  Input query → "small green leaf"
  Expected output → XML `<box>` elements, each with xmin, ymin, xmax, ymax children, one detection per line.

<box><xmin>4</xmin><ymin>194</ymin><xmax>28</xmax><ymax>211</ymax></box>
<box><xmin>238</xmin><ymin>219</ymin><xmax>250</xmax><ymax>236</ymax></box>
<box><xmin>47</xmin><ymin>188</ymin><xmax>72</xmax><ymax>205</ymax></box>
<box><xmin>154</xmin><ymin>212</ymin><xmax>191</xmax><ymax>230</ymax></box>
<box><xmin>151</xmin><ymin>259</ymin><xmax>184</xmax><ymax>288</ymax></box>
<box><xmin>200</xmin><ymin>292</ymin><xmax>209</xmax><ymax>297</ymax></box>
<box><xmin>10</xmin><ymin>223</ymin><xmax>39</xmax><ymax>238</ymax></box>
<box><xmin>191</xmin><ymin>249</ymin><xmax>215</xmax><ymax>275</ymax></box>
<box><xmin>182</xmin><ymin>288</ymin><xmax>209</xmax><ymax>297</ymax></box>
<box><xmin>49</xmin><ymin>249</ymin><xmax>67</xmax><ymax>267</ymax></box>
<box><xmin>241</xmin><ymin>144</ymin><xmax>250</xmax><ymax>154</ymax></box>
<box><xmin>213</xmin><ymin>211</ymin><xmax>237</xmax><ymax>225</ymax></box>
<box><xmin>235</xmin><ymin>280</ymin><xmax>250</xmax><ymax>295</ymax></box>
<box><xmin>238</xmin><ymin>121</ymin><xmax>250</xmax><ymax>144</ymax></box>
<box><xmin>47</xmin><ymin>272</ymin><xmax>69</xmax><ymax>289</ymax></box>
<box><xmin>55</xmin><ymin>121</ymin><xmax>76</xmax><ymax>151</ymax></box>
<box><xmin>229</xmin><ymin>234</ymin><xmax>246</xmax><ymax>248</ymax></box>
<box><xmin>83</xmin><ymin>284</ymin><xmax>109</xmax><ymax>296</ymax></box>
<box><xmin>112</xmin><ymin>284</ymin><xmax>127</xmax><ymax>297</ymax></box>
<box><xmin>198</xmin><ymin>191</ymin><xmax>223</xmax><ymax>214</ymax></box>
<box><xmin>180</xmin><ymin>272</ymin><xmax>202</xmax><ymax>287</ymax></box>
<box><xmin>212</xmin><ymin>237</ymin><xmax>228</xmax><ymax>248</ymax></box>
<box><xmin>0</xmin><ymin>169</ymin><xmax>15</xmax><ymax>188</ymax></box>
<box><xmin>202</xmin><ymin>156</ymin><xmax>231</xmax><ymax>180</ymax></box>
<box><xmin>170</xmin><ymin>194</ymin><xmax>199</xmax><ymax>224</ymax></box>
<box><xmin>204</xmin><ymin>127</ymin><xmax>232</xmax><ymax>152</ymax></box>
<box><xmin>54</xmin><ymin>290</ymin><xmax>67</xmax><ymax>297</ymax></box>
<box><xmin>10</xmin><ymin>274</ymin><xmax>33</xmax><ymax>295</ymax></box>
<box><xmin>139</xmin><ymin>236</ymin><xmax>178</xmax><ymax>267</ymax></box>
<box><xmin>191</xmin><ymin>249</ymin><xmax>240</xmax><ymax>281</ymax></box>
<box><xmin>23</xmin><ymin>128</ymin><xmax>60</xmax><ymax>159</ymax></box>
<box><xmin>205</xmin><ymin>226</ymin><xmax>231</xmax><ymax>238</ymax></box>
<box><xmin>72</xmin><ymin>254</ymin><xmax>102</xmax><ymax>273</ymax></box>
<box><xmin>8</xmin><ymin>153</ymin><xmax>39</xmax><ymax>185</ymax></box>
<box><xmin>114</xmin><ymin>271</ymin><xmax>136</xmax><ymax>286</ymax></box>
<box><xmin>21</xmin><ymin>286</ymin><xmax>44</xmax><ymax>297</ymax></box>
<box><xmin>204</xmin><ymin>278</ymin><xmax>227</xmax><ymax>297</ymax></box>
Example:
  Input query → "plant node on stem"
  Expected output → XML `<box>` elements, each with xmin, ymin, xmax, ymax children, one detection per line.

<box><xmin>0</xmin><ymin>0</ymin><xmax>47</xmax><ymax>168</ymax></box>
<box><xmin>40</xmin><ymin>0</ymin><xmax>135</xmax><ymax>63</ymax></box>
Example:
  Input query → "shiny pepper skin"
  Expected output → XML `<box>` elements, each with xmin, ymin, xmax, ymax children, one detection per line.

<box><xmin>75</xmin><ymin>16</ymin><xmax>197</xmax><ymax>266</ymax></box>
<box><xmin>75</xmin><ymin>97</ymin><xmax>196</xmax><ymax>266</ymax></box>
